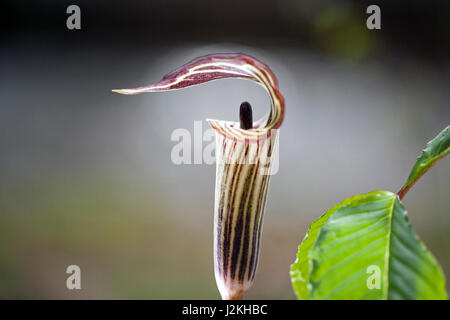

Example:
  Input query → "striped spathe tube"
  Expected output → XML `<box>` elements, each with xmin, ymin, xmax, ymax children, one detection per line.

<box><xmin>113</xmin><ymin>53</ymin><xmax>285</xmax><ymax>299</ymax></box>
<box><xmin>214</xmin><ymin>124</ymin><xmax>279</xmax><ymax>299</ymax></box>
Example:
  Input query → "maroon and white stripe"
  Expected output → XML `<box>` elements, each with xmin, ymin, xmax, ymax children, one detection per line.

<box><xmin>112</xmin><ymin>53</ymin><xmax>284</xmax><ymax>142</ymax></box>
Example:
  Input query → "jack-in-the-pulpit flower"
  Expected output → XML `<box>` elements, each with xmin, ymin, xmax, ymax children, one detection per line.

<box><xmin>113</xmin><ymin>53</ymin><xmax>285</xmax><ymax>299</ymax></box>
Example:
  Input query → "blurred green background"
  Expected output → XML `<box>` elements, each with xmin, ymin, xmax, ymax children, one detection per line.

<box><xmin>0</xmin><ymin>0</ymin><xmax>449</xmax><ymax>299</ymax></box>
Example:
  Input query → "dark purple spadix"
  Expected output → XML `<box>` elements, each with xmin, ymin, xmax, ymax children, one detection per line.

<box><xmin>239</xmin><ymin>101</ymin><xmax>253</xmax><ymax>130</ymax></box>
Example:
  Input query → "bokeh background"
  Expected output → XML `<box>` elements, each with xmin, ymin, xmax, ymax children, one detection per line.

<box><xmin>1</xmin><ymin>0</ymin><xmax>449</xmax><ymax>299</ymax></box>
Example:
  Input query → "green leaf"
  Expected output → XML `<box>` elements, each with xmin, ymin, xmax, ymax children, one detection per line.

<box><xmin>398</xmin><ymin>125</ymin><xmax>450</xmax><ymax>199</ymax></box>
<box><xmin>290</xmin><ymin>190</ymin><xmax>447</xmax><ymax>300</ymax></box>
